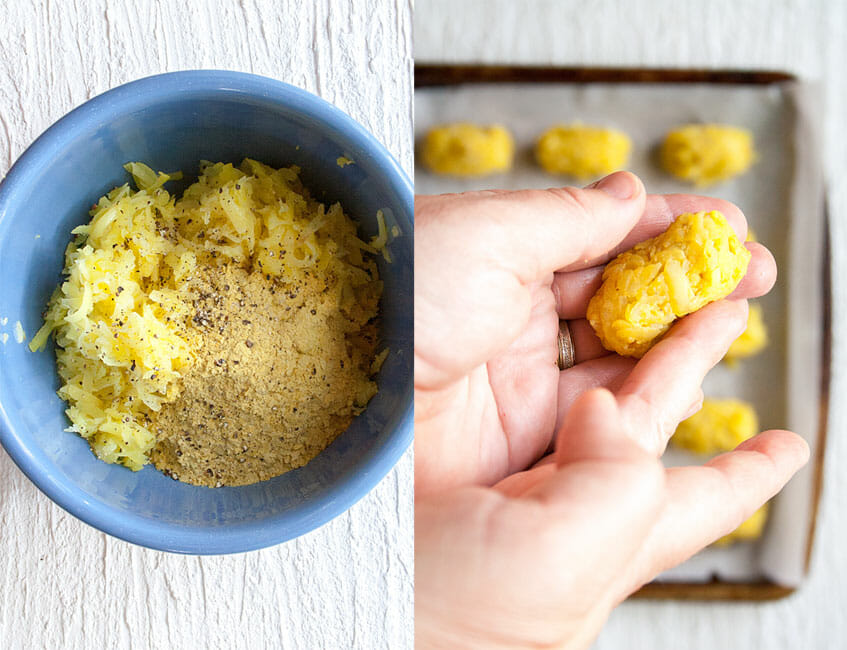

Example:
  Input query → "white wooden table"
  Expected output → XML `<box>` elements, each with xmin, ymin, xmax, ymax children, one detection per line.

<box><xmin>0</xmin><ymin>2</ymin><xmax>413</xmax><ymax>649</ymax></box>
<box><xmin>417</xmin><ymin>0</ymin><xmax>847</xmax><ymax>647</ymax></box>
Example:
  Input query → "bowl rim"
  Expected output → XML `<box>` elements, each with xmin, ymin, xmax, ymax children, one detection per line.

<box><xmin>0</xmin><ymin>70</ymin><xmax>413</xmax><ymax>554</ymax></box>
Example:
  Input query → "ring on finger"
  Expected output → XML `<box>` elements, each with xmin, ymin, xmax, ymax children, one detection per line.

<box><xmin>557</xmin><ymin>320</ymin><xmax>576</xmax><ymax>371</ymax></box>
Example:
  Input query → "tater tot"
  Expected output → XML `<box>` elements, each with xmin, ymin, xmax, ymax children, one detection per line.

<box><xmin>587</xmin><ymin>210</ymin><xmax>750</xmax><ymax>358</ymax></box>
<box><xmin>661</xmin><ymin>124</ymin><xmax>756</xmax><ymax>186</ymax></box>
<box><xmin>671</xmin><ymin>398</ymin><xmax>758</xmax><ymax>455</ymax></box>
<box><xmin>713</xmin><ymin>504</ymin><xmax>769</xmax><ymax>546</ymax></box>
<box><xmin>535</xmin><ymin>124</ymin><xmax>631</xmax><ymax>179</ymax></box>
<box><xmin>724</xmin><ymin>303</ymin><xmax>768</xmax><ymax>365</ymax></box>
<box><xmin>421</xmin><ymin>123</ymin><xmax>514</xmax><ymax>176</ymax></box>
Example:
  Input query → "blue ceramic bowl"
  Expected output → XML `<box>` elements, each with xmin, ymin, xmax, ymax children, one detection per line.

<box><xmin>0</xmin><ymin>71</ymin><xmax>413</xmax><ymax>553</ymax></box>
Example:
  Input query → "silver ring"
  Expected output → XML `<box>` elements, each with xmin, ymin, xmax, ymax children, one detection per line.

<box><xmin>557</xmin><ymin>320</ymin><xmax>575</xmax><ymax>370</ymax></box>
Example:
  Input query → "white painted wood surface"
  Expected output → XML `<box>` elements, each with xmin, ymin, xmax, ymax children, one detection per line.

<box><xmin>417</xmin><ymin>0</ymin><xmax>846</xmax><ymax>647</ymax></box>
<box><xmin>0</xmin><ymin>2</ymin><xmax>413</xmax><ymax>649</ymax></box>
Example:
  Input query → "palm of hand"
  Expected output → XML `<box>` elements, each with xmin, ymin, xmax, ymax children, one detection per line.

<box><xmin>416</xmin><ymin>274</ymin><xmax>561</xmax><ymax>493</ymax></box>
<box><xmin>416</xmin><ymin>393</ymin><xmax>666</xmax><ymax>650</ymax></box>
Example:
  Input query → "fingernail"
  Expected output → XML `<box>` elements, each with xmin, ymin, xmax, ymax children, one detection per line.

<box><xmin>591</xmin><ymin>172</ymin><xmax>638</xmax><ymax>200</ymax></box>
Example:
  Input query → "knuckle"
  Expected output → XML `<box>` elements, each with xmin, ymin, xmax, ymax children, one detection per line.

<box><xmin>546</xmin><ymin>186</ymin><xmax>594</xmax><ymax>217</ymax></box>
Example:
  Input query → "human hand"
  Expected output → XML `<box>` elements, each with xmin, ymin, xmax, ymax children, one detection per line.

<box><xmin>414</xmin><ymin>172</ymin><xmax>809</xmax><ymax>648</ymax></box>
<box><xmin>416</xmin><ymin>386</ymin><xmax>808</xmax><ymax>649</ymax></box>
<box><xmin>415</xmin><ymin>172</ymin><xmax>778</xmax><ymax>495</ymax></box>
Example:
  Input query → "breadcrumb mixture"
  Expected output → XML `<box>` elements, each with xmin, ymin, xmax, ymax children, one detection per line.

<box><xmin>150</xmin><ymin>263</ymin><xmax>379</xmax><ymax>487</ymax></box>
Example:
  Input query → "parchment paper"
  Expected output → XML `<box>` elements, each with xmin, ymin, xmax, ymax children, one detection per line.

<box><xmin>415</xmin><ymin>81</ymin><xmax>824</xmax><ymax>587</ymax></box>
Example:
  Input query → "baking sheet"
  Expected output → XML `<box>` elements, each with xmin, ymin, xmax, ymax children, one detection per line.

<box><xmin>415</xmin><ymin>80</ymin><xmax>825</xmax><ymax>587</ymax></box>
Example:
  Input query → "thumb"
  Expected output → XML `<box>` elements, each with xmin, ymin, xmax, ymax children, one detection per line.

<box><xmin>521</xmin><ymin>389</ymin><xmax>665</xmax><ymax>611</ymax></box>
<box><xmin>414</xmin><ymin>172</ymin><xmax>645</xmax><ymax>390</ymax></box>
<box><xmin>555</xmin><ymin>388</ymin><xmax>654</xmax><ymax>466</ymax></box>
<box><xmin>533</xmin><ymin>389</ymin><xmax>664</xmax><ymax>535</ymax></box>
<box><xmin>528</xmin><ymin>388</ymin><xmax>663</xmax><ymax>524</ymax></box>
<box><xmin>459</xmin><ymin>171</ymin><xmax>646</xmax><ymax>282</ymax></box>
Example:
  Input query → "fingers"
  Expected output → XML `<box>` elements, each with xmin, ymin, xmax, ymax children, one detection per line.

<box><xmin>552</xmin><ymin>242</ymin><xmax>775</xmax><ymax>319</ymax></box>
<box><xmin>555</xmin><ymin>389</ymin><xmax>649</xmax><ymax>465</ymax></box>
<box><xmin>494</xmin><ymin>462</ymin><xmax>557</xmax><ymax>498</ymax></box>
<box><xmin>415</xmin><ymin>172</ymin><xmax>646</xmax><ymax>388</ymax></box>
<box><xmin>507</xmin><ymin>388</ymin><xmax>664</xmax><ymax>523</ymax></box>
<box><xmin>730</xmin><ymin>242</ymin><xmax>777</xmax><ymax>298</ymax></box>
<box><xmin>567</xmin><ymin>319</ymin><xmax>609</xmax><ymax>363</ymax></box>
<box><xmin>558</xmin><ymin>193</ymin><xmax>747</xmax><ymax>272</ymax></box>
<box><xmin>616</xmin><ymin>299</ymin><xmax>749</xmax><ymax>455</ymax></box>
<box><xmin>637</xmin><ymin>430</ymin><xmax>809</xmax><ymax>578</ymax></box>
<box><xmin>551</xmin><ymin>267</ymin><xmax>604</xmax><ymax>319</ymax></box>
<box><xmin>418</xmin><ymin>171</ymin><xmax>647</xmax><ymax>283</ymax></box>
<box><xmin>484</xmin><ymin>317</ymin><xmax>622</xmax><ymax>474</ymax></box>
<box><xmin>523</xmin><ymin>390</ymin><xmax>665</xmax><ymax>552</ymax></box>
<box><xmin>490</xmin><ymin>392</ymin><xmax>666</xmax><ymax>643</ymax></box>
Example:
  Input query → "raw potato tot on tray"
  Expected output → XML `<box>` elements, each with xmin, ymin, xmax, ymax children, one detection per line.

<box><xmin>587</xmin><ymin>210</ymin><xmax>751</xmax><ymax>358</ymax></box>
<box><xmin>724</xmin><ymin>302</ymin><xmax>768</xmax><ymax>365</ymax></box>
<box><xmin>713</xmin><ymin>504</ymin><xmax>769</xmax><ymax>547</ymax></box>
<box><xmin>535</xmin><ymin>123</ymin><xmax>631</xmax><ymax>179</ymax></box>
<box><xmin>670</xmin><ymin>397</ymin><xmax>759</xmax><ymax>455</ymax></box>
<box><xmin>661</xmin><ymin>124</ymin><xmax>756</xmax><ymax>187</ymax></box>
<box><xmin>421</xmin><ymin>123</ymin><xmax>514</xmax><ymax>176</ymax></box>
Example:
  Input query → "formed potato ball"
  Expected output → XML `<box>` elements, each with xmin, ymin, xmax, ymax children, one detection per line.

<box><xmin>661</xmin><ymin>124</ymin><xmax>756</xmax><ymax>186</ymax></box>
<box><xmin>724</xmin><ymin>303</ymin><xmax>768</xmax><ymax>365</ymax></box>
<box><xmin>587</xmin><ymin>210</ymin><xmax>750</xmax><ymax>358</ymax></box>
<box><xmin>713</xmin><ymin>504</ymin><xmax>769</xmax><ymax>547</ymax></box>
<box><xmin>535</xmin><ymin>124</ymin><xmax>631</xmax><ymax>179</ymax></box>
<box><xmin>421</xmin><ymin>123</ymin><xmax>514</xmax><ymax>176</ymax></box>
<box><xmin>671</xmin><ymin>398</ymin><xmax>759</xmax><ymax>455</ymax></box>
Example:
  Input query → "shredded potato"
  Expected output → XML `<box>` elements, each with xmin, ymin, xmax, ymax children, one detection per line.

<box><xmin>32</xmin><ymin>160</ymin><xmax>382</xmax><ymax>470</ymax></box>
